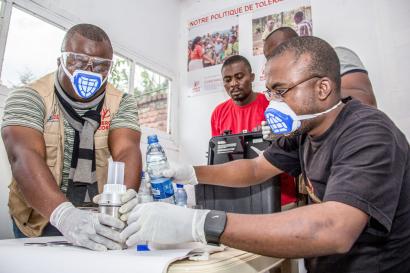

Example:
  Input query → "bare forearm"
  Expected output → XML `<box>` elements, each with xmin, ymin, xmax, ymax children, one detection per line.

<box><xmin>10</xmin><ymin>150</ymin><xmax>66</xmax><ymax>219</ymax></box>
<box><xmin>341</xmin><ymin>88</ymin><xmax>377</xmax><ymax>107</ymax></box>
<box><xmin>109</xmin><ymin>129</ymin><xmax>142</xmax><ymax>191</ymax></box>
<box><xmin>112</xmin><ymin>146</ymin><xmax>142</xmax><ymax>190</ymax></box>
<box><xmin>341</xmin><ymin>72</ymin><xmax>377</xmax><ymax>107</ymax></box>
<box><xmin>220</xmin><ymin>202</ymin><xmax>367</xmax><ymax>258</ymax></box>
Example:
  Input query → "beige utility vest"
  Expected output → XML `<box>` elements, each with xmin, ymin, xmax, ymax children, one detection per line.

<box><xmin>8</xmin><ymin>73</ymin><xmax>123</xmax><ymax>237</ymax></box>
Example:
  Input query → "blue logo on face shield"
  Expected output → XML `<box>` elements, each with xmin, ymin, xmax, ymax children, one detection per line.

<box><xmin>72</xmin><ymin>71</ymin><xmax>102</xmax><ymax>99</ymax></box>
<box><xmin>264</xmin><ymin>108</ymin><xmax>294</xmax><ymax>134</ymax></box>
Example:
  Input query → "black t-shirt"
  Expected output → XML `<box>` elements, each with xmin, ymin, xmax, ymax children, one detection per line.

<box><xmin>263</xmin><ymin>99</ymin><xmax>410</xmax><ymax>273</ymax></box>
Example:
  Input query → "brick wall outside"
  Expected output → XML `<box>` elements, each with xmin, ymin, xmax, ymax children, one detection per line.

<box><xmin>136</xmin><ymin>92</ymin><xmax>168</xmax><ymax>132</ymax></box>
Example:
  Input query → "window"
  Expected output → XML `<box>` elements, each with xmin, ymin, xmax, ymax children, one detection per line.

<box><xmin>134</xmin><ymin>64</ymin><xmax>170</xmax><ymax>133</ymax></box>
<box><xmin>108</xmin><ymin>54</ymin><xmax>131</xmax><ymax>93</ymax></box>
<box><xmin>0</xmin><ymin>7</ymin><xmax>65</xmax><ymax>87</ymax></box>
<box><xmin>0</xmin><ymin>3</ymin><xmax>174</xmax><ymax>137</ymax></box>
<box><xmin>0</xmin><ymin>7</ymin><xmax>134</xmax><ymax>94</ymax></box>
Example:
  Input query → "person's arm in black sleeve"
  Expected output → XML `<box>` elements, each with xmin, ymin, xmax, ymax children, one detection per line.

<box><xmin>263</xmin><ymin>136</ymin><xmax>302</xmax><ymax>177</ymax></box>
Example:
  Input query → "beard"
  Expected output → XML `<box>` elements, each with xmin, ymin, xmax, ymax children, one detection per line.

<box><xmin>289</xmin><ymin>96</ymin><xmax>322</xmax><ymax>137</ymax></box>
<box><xmin>297</xmin><ymin>119</ymin><xmax>316</xmax><ymax>134</ymax></box>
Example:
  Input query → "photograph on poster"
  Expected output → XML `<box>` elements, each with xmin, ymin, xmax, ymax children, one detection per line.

<box><xmin>252</xmin><ymin>6</ymin><xmax>312</xmax><ymax>55</ymax></box>
<box><xmin>187</xmin><ymin>25</ymin><xmax>239</xmax><ymax>72</ymax></box>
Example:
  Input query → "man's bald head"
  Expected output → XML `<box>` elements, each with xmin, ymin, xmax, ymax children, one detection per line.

<box><xmin>263</xmin><ymin>27</ymin><xmax>298</xmax><ymax>59</ymax></box>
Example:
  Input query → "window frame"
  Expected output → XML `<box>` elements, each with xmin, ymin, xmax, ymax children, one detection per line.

<box><xmin>0</xmin><ymin>0</ymin><xmax>178</xmax><ymax>150</ymax></box>
<box><xmin>108</xmin><ymin>52</ymin><xmax>133</xmax><ymax>93</ymax></box>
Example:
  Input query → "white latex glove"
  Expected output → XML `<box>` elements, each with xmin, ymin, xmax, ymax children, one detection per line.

<box><xmin>50</xmin><ymin>202</ymin><xmax>124</xmax><ymax>251</ymax></box>
<box><xmin>93</xmin><ymin>189</ymin><xmax>139</xmax><ymax>222</ymax></box>
<box><xmin>261</xmin><ymin>120</ymin><xmax>274</xmax><ymax>140</ymax></box>
<box><xmin>120</xmin><ymin>202</ymin><xmax>210</xmax><ymax>247</ymax></box>
<box><xmin>162</xmin><ymin>163</ymin><xmax>198</xmax><ymax>185</ymax></box>
<box><xmin>118</xmin><ymin>189</ymin><xmax>139</xmax><ymax>221</ymax></box>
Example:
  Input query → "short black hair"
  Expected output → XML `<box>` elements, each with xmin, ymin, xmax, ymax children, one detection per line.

<box><xmin>221</xmin><ymin>55</ymin><xmax>252</xmax><ymax>73</ymax></box>
<box><xmin>268</xmin><ymin>36</ymin><xmax>341</xmax><ymax>91</ymax></box>
<box><xmin>61</xmin><ymin>23</ymin><xmax>112</xmax><ymax>51</ymax></box>
<box><xmin>265</xmin><ymin>26</ymin><xmax>298</xmax><ymax>42</ymax></box>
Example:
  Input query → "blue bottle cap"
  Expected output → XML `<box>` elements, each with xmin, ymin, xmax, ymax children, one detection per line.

<box><xmin>147</xmin><ymin>135</ymin><xmax>159</xmax><ymax>144</ymax></box>
<box><xmin>176</xmin><ymin>184</ymin><xmax>184</xmax><ymax>188</ymax></box>
<box><xmin>136</xmin><ymin>244</ymin><xmax>150</xmax><ymax>251</ymax></box>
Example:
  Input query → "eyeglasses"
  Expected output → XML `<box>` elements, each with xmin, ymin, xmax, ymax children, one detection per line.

<box><xmin>61</xmin><ymin>52</ymin><xmax>113</xmax><ymax>76</ymax></box>
<box><xmin>264</xmin><ymin>75</ymin><xmax>322</xmax><ymax>100</ymax></box>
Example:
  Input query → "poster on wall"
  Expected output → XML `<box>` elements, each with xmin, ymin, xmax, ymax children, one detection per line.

<box><xmin>187</xmin><ymin>0</ymin><xmax>312</xmax><ymax>96</ymax></box>
<box><xmin>252</xmin><ymin>1</ymin><xmax>312</xmax><ymax>90</ymax></box>
<box><xmin>187</xmin><ymin>16</ymin><xmax>239</xmax><ymax>96</ymax></box>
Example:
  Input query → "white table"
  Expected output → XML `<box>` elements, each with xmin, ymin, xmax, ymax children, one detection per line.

<box><xmin>169</xmin><ymin>247</ymin><xmax>288</xmax><ymax>273</ymax></box>
<box><xmin>0</xmin><ymin>236</ymin><xmax>288</xmax><ymax>273</ymax></box>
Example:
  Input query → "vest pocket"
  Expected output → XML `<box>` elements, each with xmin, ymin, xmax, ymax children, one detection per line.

<box><xmin>9</xmin><ymin>181</ymin><xmax>33</xmax><ymax>230</ymax></box>
<box><xmin>43</xmin><ymin>133</ymin><xmax>59</xmax><ymax>167</ymax></box>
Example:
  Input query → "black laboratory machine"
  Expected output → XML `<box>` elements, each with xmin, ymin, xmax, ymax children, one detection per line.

<box><xmin>195</xmin><ymin>131</ymin><xmax>281</xmax><ymax>214</ymax></box>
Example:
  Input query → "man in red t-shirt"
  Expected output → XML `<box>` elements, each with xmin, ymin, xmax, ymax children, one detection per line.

<box><xmin>211</xmin><ymin>55</ymin><xmax>268</xmax><ymax>136</ymax></box>
<box><xmin>211</xmin><ymin>55</ymin><xmax>296</xmax><ymax>206</ymax></box>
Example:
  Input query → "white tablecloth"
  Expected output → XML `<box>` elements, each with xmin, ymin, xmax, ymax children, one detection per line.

<box><xmin>0</xmin><ymin>236</ymin><xmax>196</xmax><ymax>273</ymax></box>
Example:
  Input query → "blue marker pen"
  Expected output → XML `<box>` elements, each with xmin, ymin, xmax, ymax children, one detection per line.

<box><xmin>136</xmin><ymin>243</ymin><xmax>150</xmax><ymax>251</ymax></box>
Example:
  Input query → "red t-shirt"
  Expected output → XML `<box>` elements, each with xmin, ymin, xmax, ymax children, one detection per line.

<box><xmin>211</xmin><ymin>93</ymin><xmax>269</xmax><ymax>136</ymax></box>
<box><xmin>211</xmin><ymin>92</ymin><xmax>297</xmax><ymax>205</ymax></box>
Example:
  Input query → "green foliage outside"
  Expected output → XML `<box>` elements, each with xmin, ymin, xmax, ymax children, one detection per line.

<box><xmin>133</xmin><ymin>69</ymin><xmax>169</xmax><ymax>98</ymax></box>
<box><xmin>108</xmin><ymin>57</ymin><xmax>130</xmax><ymax>93</ymax></box>
<box><xmin>108</xmin><ymin>56</ymin><xmax>169</xmax><ymax>98</ymax></box>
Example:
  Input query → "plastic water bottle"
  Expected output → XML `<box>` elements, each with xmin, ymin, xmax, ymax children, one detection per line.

<box><xmin>146</xmin><ymin>135</ymin><xmax>175</xmax><ymax>204</ymax></box>
<box><xmin>138</xmin><ymin>171</ymin><xmax>153</xmax><ymax>204</ymax></box>
<box><xmin>175</xmin><ymin>184</ymin><xmax>188</xmax><ymax>207</ymax></box>
<box><xmin>146</xmin><ymin>135</ymin><xmax>169</xmax><ymax>179</ymax></box>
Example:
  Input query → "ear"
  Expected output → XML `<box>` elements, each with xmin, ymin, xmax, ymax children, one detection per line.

<box><xmin>57</xmin><ymin>57</ymin><xmax>61</xmax><ymax>66</ymax></box>
<box><xmin>316</xmin><ymin>77</ymin><xmax>332</xmax><ymax>101</ymax></box>
<box><xmin>251</xmin><ymin>72</ymin><xmax>255</xmax><ymax>82</ymax></box>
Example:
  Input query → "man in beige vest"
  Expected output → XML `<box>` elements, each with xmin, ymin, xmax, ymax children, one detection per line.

<box><xmin>1</xmin><ymin>24</ymin><xmax>142</xmax><ymax>251</ymax></box>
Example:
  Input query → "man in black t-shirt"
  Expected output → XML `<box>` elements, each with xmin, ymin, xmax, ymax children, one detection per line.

<box><xmin>119</xmin><ymin>37</ymin><xmax>410</xmax><ymax>273</ymax></box>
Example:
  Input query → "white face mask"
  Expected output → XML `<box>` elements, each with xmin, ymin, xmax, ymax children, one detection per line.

<box><xmin>61</xmin><ymin>64</ymin><xmax>107</xmax><ymax>99</ymax></box>
<box><xmin>264</xmin><ymin>100</ymin><xmax>342</xmax><ymax>135</ymax></box>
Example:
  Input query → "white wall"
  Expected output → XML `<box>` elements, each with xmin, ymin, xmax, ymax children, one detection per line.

<box><xmin>177</xmin><ymin>0</ymin><xmax>410</xmax><ymax>166</ymax></box>
<box><xmin>0</xmin><ymin>0</ymin><xmax>182</xmax><ymax>239</ymax></box>
<box><xmin>311</xmin><ymin>0</ymin><xmax>410</xmax><ymax>135</ymax></box>
<box><xmin>21</xmin><ymin>0</ymin><xmax>181</xmax><ymax>77</ymax></box>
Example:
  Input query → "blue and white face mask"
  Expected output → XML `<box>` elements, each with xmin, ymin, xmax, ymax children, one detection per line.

<box><xmin>61</xmin><ymin>64</ymin><xmax>107</xmax><ymax>99</ymax></box>
<box><xmin>264</xmin><ymin>100</ymin><xmax>342</xmax><ymax>135</ymax></box>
